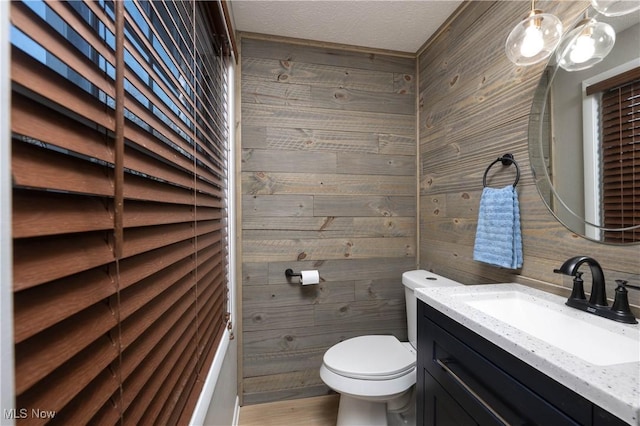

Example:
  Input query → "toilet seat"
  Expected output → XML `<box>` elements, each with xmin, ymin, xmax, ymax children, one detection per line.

<box><xmin>323</xmin><ymin>335</ymin><xmax>415</xmax><ymax>380</ymax></box>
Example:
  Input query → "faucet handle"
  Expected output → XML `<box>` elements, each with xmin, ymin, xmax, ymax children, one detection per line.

<box><xmin>622</xmin><ymin>281</ymin><xmax>640</xmax><ymax>291</ymax></box>
<box><xmin>568</xmin><ymin>272</ymin><xmax>586</xmax><ymax>301</ymax></box>
<box><xmin>610</xmin><ymin>280</ymin><xmax>638</xmax><ymax>324</ymax></box>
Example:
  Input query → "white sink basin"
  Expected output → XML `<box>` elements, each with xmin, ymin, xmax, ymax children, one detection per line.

<box><xmin>466</xmin><ymin>290</ymin><xmax>640</xmax><ymax>366</ymax></box>
<box><xmin>416</xmin><ymin>282</ymin><xmax>640</xmax><ymax>424</ymax></box>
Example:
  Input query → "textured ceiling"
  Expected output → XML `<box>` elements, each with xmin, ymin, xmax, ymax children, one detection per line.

<box><xmin>229</xmin><ymin>0</ymin><xmax>464</xmax><ymax>53</ymax></box>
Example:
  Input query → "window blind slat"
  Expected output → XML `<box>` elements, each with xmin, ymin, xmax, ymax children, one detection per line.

<box><xmin>146</xmin><ymin>335</ymin><xmax>199</xmax><ymax>425</ymax></box>
<box><xmin>15</xmin><ymin>302</ymin><xmax>116</xmax><ymax>394</ymax></box>
<box><xmin>10</xmin><ymin>2</ymin><xmax>116</xmax><ymax>99</ymax></box>
<box><xmin>123</xmin><ymin>173</ymin><xmax>194</xmax><ymax>205</ymax></box>
<box><xmin>122</xmin><ymin>65</ymin><xmax>196</xmax><ymax>149</ymax></box>
<box><xmin>602</xmin><ymin>129</ymin><xmax>638</xmax><ymax>142</ymax></box>
<box><xmin>119</xmin><ymin>256</ymin><xmax>195</xmax><ymax>322</ymax></box>
<box><xmin>125</xmin><ymin>307</ymin><xmax>197</xmax><ymax>424</ymax></box>
<box><xmin>120</xmin><ymin>277</ymin><xmax>195</xmax><ymax>355</ymax></box>
<box><xmin>13</xmin><ymin>190</ymin><xmax>113</xmax><ymax>239</ymax></box>
<box><xmin>196</xmin><ymin>207</ymin><xmax>225</xmax><ymax>222</ymax></box>
<box><xmin>124</xmin><ymin>146</ymin><xmax>197</xmax><ymax>192</ymax></box>
<box><xmin>123</xmin><ymin>92</ymin><xmax>195</xmax><ymax>156</ymax></box>
<box><xmin>11</xmin><ymin>49</ymin><xmax>115</xmax><ymax>131</ymax></box>
<box><xmin>11</xmin><ymin>1</ymin><xmax>231</xmax><ymax>422</ymax></box>
<box><xmin>121</xmin><ymin>34</ymin><xmax>190</xmax><ymax>133</ymax></box>
<box><xmin>196</xmin><ymin>168</ymin><xmax>226</xmax><ymax>193</ymax></box>
<box><xmin>124</xmin><ymin>125</ymin><xmax>194</xmax><ymax>174</ymax></box>
<box><xmin>51</xmin><ymin>368</ymin><xmax>120</xmax><ymax>426</ymax></box>
<box><xmin>12</xmin><ymin>93</ymin><xmax>114</xmax><ymax>165</ymax></box>
<box><xmin>13</xmin><ymin>233</ymin><xmax>114</xmax><ymax>291</ymax></box>
<box><xmin>141</xmin><ymin>0</ymin><xmax>196</xmax><ymax>91</ymax></box>
<box><xmin>118</xmin><ymin>240</ymin><xmax>194</xmax><ymax>290</ymax></box>
<box><xmin>587</xmin><ymin>66</ymin><xmax>640</xmax><ymax>95</ymax></box>
<box><xmin>14</xmin><ymin>268</ymin><xmax>115</xmax><ymax>343</ymax></box>
<box><xmin>120</xmin><ymin>298</ymin><xmax>195</xmax><ymax>419</ymax></box>
<box><xmin>46</xmin><ymin>0</ymin><xmax>117</xmax><ymax>65</ymax></box>
<box><xmin>121</xmin><ymin>10</ymin><xmax>194</xmax><ymax>130</ymax></box>
<box><xmin>602</xmin><ymin>94</ymin><xmax>638</xmax><ymax>112</ymax></box>
<box><xmin>600</xmin><ymin>75</ymin><xmax>639</xmax><ymax>242</ymax></box>
<box><xmin>16</xmin><ymin>335</ymin><xmax>119</xmax><ymax>421</ymax></box>
<box><xmin>123</xmin><ymin>178</ymin><xmax>225</xmax><ymax>209</ymax></box>
<box><xmin>166</xmin><ymin>366</ymin><xmax>200</xmax><ymax>426</ymax></box>
<box><xmin>12</xmin><ymin>140</ymin><xmax>115</xmax><ymax>197</ymax></box>
<box><xmin>195</xmin><ymin>191</ymin><xmax>226</xmax><ymax>209</ymax></box>
<box><xmin>123</xmin><ymin>200</ymin><xmax>195</xmax><ymax>228</ymax></box>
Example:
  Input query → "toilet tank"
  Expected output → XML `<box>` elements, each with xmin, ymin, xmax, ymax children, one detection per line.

<box><xmin>402</xmin><ymin>270</ymin><xmax>462</xmax><ymax>348</ymax></box>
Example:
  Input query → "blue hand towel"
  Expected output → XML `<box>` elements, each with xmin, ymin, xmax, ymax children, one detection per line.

<box><xmin>473</xmin><ymin>185</ymin><xmax>523</xmax><ymax>269</ymax></box>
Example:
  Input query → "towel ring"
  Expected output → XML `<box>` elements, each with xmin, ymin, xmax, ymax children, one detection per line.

<box><xmin>483</xmin><ymin>154</ymin><xmax>520</xmax><ymax>188</ymax></box>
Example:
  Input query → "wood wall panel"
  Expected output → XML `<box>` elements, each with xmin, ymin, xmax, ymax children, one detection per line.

<box><xmin>313</xmin><ymin>195</ymin><xmax>415</xmax><ymax>216</ymax></box>
<box><xmin>242</xmin><ymin>126</ymin><xmax>380</xmax><ymax>153</ymax></box>
<box><xmin>242</xmin><ymin>173</ymin><xmax>415</xmax><ymax>195</ymax></box>
<box><xmin>243</xmin><ymin>103</ymin><xmax>415</xmax><ymax>135</ymax></box>
<box><xmin>242</xmin><ymin>57</ymin><xmax>398</xmax><ymax>92</ymax></box>
<box><xmin>241</xmin><ymin>38</ymin><xmax>415</xmax><ymax>73</ymax></box>
<box><xmin>242</xmin><ymin>236</ymin><xmax>415</xmax><ymax>263</ymax></box>
<box><xmin>238</xmin><ymin>0</ymin><xmax>640</xmax><ymax>407</ymax></box>
<box><xmin>240</xmin><ymin>37</ymin><xmax>416</xmax><ymax>404</ymax></box>
<box><xmin>418</xmin><ymin>1</ymin><xmax>640</xmax><ymax>313</ymax></box>
<box><xmin>243</xmin><ymin>217</ymin><xmax>415</xmax><ymax>238</ymax></box>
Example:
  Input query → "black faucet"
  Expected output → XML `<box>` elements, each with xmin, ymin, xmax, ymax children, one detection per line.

<box><xmin>554</xmin><ymin>256</ymin><xmax>637</xmax><ymax>324</ymax></box>
<box><xmin>554</xmin><ymin>256</ymin><xmax>607</xmax><ymax>307</ymax></box>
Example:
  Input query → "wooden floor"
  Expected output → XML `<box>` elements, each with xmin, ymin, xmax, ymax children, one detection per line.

<box><xmin>238</xmin><ymin>394</ymin><xmax>340</xmax><ymax>426</ymax></box>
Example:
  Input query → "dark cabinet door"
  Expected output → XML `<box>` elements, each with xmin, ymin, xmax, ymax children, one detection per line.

<box><xmin>423</xmin><ymin>370</ymin><xmax>478</xmax><ymax>426</ymax></box>
<box><xmin>593</xmin><ymin>407</ymin><xmax>631</xmax><ymax>426</ymax></box>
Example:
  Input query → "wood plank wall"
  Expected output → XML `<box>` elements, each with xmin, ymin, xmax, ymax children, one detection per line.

<box><xmin>418</xmin><ymin>1</ymin><xmax>640</xmax><ymax>310</ymax></box>
<box><xmin>239</xmin><ymin>37</ymin><xmax>417</xmax><ymax>404</ymax></box>
<box><xmin>237</xmin><ymin>0</ymin><xmax>640</xmax><ymax>406</ymax></box>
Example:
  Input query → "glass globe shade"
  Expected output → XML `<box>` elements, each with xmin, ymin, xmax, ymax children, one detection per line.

<box><xmin>591</xmin><ymin>0</ymin><xmax>640</xmax><ymax>16</ymax></box>
<box><xmin>520</xmin><ymin>25</ymin><xmax>545</xmax><ymax>57</ymax></box>
<box><xmin>556</xmin><ymin>19</ymin><xmax>616</xmax><ymax>72</ymax></box>
<box><xmin>505</xmin><ymin>11</ymin><xmax>563</xmax><ymax>66</ymax></box>
<box><xmin>570</xmin><ymin>34</ymin><xmax>597</xmax><ymax>63</ymax></box>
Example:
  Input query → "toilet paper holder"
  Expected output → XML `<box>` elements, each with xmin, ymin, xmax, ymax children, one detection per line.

<box><xmin>285</xmin><ymin>269</ymin><xmax>320</xmax><ymax>285</ymax></box>
<box><xmin>285</xmin><ymin>269</ymin><xmax>301</xmax><ymax>279</ymax></box>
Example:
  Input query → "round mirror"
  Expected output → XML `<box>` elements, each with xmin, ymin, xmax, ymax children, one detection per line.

<box><xmin>528</xmin><ymin>5</ymin><xmax>640</xmax><ymax>244</ymax></box>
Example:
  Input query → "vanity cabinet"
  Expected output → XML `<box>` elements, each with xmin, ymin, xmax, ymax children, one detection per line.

<box><xmin>417</xmin><ymin>300</ymin><xmax>628</xmax><ymax>426</ymax></box>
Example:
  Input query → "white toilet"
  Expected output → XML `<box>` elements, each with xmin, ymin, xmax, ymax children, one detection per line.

<box><xmin>320</xmin><ymin>270</ymin><xmax>462</xmax><ymax>426</ymax></box>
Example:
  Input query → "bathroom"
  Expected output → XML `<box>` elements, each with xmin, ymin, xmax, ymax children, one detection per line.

<box><xmin>2</xmin><ymin>0</ymin><xmax>639</xmax><ymax>425</ymax></box>
<box><xmin>236</xmin><ymin>0</ymin><xmax>639</xmax><ymax>419</ymax></box>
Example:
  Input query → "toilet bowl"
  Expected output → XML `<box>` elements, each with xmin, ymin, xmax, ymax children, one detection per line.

<box><xmin>320</xmin><ymin>270</ymin><xmax>462</xmax><ymax>426</ymax></box>
<box><xmin>320</xmin><ymin>335</ymin><xmax>416</xmax><ymax>426</ymax></box>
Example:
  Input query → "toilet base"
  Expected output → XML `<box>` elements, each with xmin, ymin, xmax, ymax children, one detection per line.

<box><xmin>336</xmin><ymin>395</ymin><xmax>387</xmax><ymax>426</ymax></box>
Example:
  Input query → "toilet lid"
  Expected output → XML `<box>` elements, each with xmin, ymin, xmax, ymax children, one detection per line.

<box><xmin>323</xmin><ymin>335</ymin><xmax>415</xmax><ymax>380</ymax></box>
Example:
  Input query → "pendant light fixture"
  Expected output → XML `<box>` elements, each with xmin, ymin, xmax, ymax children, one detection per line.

<box><xmin>591</xmin><ymin>0</ymin><xmax>640</xmax><ymax>16</ymax></box>
<box><xmin>556</xmin><ymin>16</ymin><xmax>616</xmax><ymax>72</ymax></box>
<box><xmin>505</xmin><ymin>0</ymin><xmax>563</xmax><ymax>66</ymax></box>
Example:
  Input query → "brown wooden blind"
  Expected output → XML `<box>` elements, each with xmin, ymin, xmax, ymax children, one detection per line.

<box><xmin>10</xmin><ymin>0</ymin><xmax>230</xmax><ymax>423</ymax></box>
<box><xmin>586</xmin><ymin>66</ymin><xmax>640</xmax><ymax>96</ymax></box>
<box><xmin>599</xmin><ymin>72</ymin><xmax>640</xmax><ymax>243</ymax></box>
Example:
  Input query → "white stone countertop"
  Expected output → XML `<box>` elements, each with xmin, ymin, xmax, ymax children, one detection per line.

<box><xmin>416</xmin><ymin>283</ymin><xmax>640</xmax><ymax>425</ymax></box>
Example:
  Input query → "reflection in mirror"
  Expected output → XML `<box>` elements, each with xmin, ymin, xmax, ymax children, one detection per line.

<box><xmin>529</xmin><ymin>6</ymin><xmax>640</xmax><ymax>244</ymax></box>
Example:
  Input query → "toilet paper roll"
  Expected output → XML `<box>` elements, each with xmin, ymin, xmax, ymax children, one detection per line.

<box><xmin>300</xmin><ymin>270</ymin><xmax>320</xmax><ymax>285</ymax></box>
